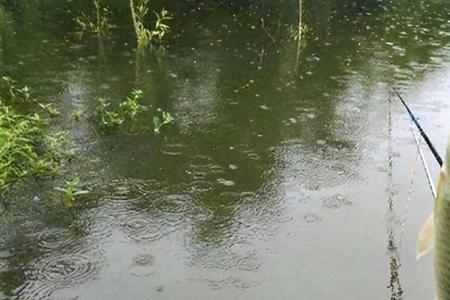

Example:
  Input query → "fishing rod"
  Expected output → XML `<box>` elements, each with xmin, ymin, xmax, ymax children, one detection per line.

<box><xmin>411</xmin><ymin>128</ymin><xmax>437</xmax><ymax>198</ymax></box>
<box><xmin>392</xmin><ymin>87</ymin><xmax>443</xmax><ymax>167</ymax></box>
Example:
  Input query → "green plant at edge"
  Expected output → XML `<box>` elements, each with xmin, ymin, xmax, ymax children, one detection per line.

<box><xmin>1</xmin><ymin>77</ymin><xmax>62</xmax><ymax>119</ymax></box>
<box><xmin>54</xmin><ymin>177</ymin><xmax>89</xmax><ymax>208</ymax></box>
<box><xmin>0</xmin><ymin>101</ymin><xmax>70</xmax><ymax>190</ymax></box>
<box><xmin>0</xmin><ymin>76</ymin><xmax>33</xmax><ymax>103</ymax></box>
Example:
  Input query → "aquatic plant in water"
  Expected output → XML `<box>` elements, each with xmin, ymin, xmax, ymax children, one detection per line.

<box><xmin>129</xmin><ymin>0</ymin><xmax>172</xmax><ymax>49</ymax></box>
<box><xmin>75</xmin><ymin>0</ymin><xmax>113</xmax><ymax>35</ymax></box>
<box><xmin>1</xmin><ymin>77</ymin><xmax>62</xmax><ymax>119</ymax></box>
<box><xmin>70</xmin><ymin>111</ymin><xmax>82</xmax><ymax>122</ymax></box>
<box><xmin>38</xmin><ymin>103</ymin><xmax>60</xmax><ymax>118</ymax></box>
<box><xmin>0</xmin><ymin>76</ymin><xmax>33</xmax><ymax>103</ymax></box>
<box><xmin>0</xmin><ymin>101</ymin><xmax>70</xmax><ymax>190</ymax></box>
<box><xmin>54</xmin><ymin>177</ymin><xmax>89</xmax><ymax>208</ymax></box>
<box><xmin>96</xmin><ymin>89</ymin><xmax>145</xmax><ymax>128</ymax></box>
<box><xmin>0</xmin><ymin>77</ymin><xmax>73</xmax><ymax>191</ymax></box>
<box><xmin>153</xmin><ymin>110</ymin><xmax>174</xmax><ymax>134</ymax></box>
<box><xmin>152</xmin><ymin>9</ymin><xmax>172</xmax><ymax>44</ymax></box>
<box><xmin>288</xmin><ymin>23</ymin><xmax>308</xmax><ymax>42</ymax></box>
<box><xmin>118</xmin><ymin>89</ymin><xmax>143</xmax><ymax>118</ymax></box>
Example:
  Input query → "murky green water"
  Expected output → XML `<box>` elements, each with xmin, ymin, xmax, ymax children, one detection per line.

<box><xmin>1</xmin><ymin>0</ymin><xmax>450</xmax><ymax>299</ymax></box>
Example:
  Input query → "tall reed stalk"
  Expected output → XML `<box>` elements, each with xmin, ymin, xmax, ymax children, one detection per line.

<box><xmin>129</xmin><ymin>0</ymin><xmax>140</xmax><ymax>40</ymax></box>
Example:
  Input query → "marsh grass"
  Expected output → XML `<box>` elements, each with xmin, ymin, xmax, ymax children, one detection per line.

<box><xmin>75</xmin><ymin>0</ymin><xmax>114</xmax><ymax>35</ymax></box>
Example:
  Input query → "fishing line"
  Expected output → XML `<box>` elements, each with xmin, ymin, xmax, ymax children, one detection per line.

<box><xmin>408</xmin><ymin>147</ymin><xmax>419</xmax><ymax>188</ymax></box>
<box><xmin>392</xmin><ymin>87</ymin><xmax>443</xmax><ymax>167</ymax></box>
<box><xmin>397</xmin><ymin>137</ymin><xmax>419</xmax><ymax>254</ymax></box>
<box><xmin>411</xmin><ymin>128</ymin><xmax>437</xmax><ymax>198</ymax></box>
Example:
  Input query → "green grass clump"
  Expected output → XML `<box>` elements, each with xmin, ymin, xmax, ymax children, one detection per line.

<box><xmin>95</xmin><ymin>90</ymin><xmax>175</xmax><ymax>135</ymax></box>
<box><xmin>96</xmin><ymin>89</ymin><xmax>145</xmax><ymax>128</ymax></box>
<box><xmin>0</xmin><ymin>101</ymin><xmax>70</xmax><ymax>190</ymax></box>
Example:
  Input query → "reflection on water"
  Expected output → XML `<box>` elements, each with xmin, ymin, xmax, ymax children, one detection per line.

<box><xmin>0</xmin><ymin>0</ymin><xmax>450</xmax><ymax>299</ymax></box>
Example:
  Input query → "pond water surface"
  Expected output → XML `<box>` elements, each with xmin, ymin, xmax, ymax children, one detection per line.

<box><xmin>1</xmin><ymin>0</ymin><xmax>450</xmax><ymax>299</ymax></box>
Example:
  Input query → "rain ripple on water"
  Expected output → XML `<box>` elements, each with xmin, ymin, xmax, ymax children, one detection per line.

<box><xmin>35</xmin><ymin>228</ymin><xmax>75</xmax><ymax>251</ymax></box>
<box><xmin>16</xmin><ymin>253</ymin><xmax>101</xmax><ymax>300</ymax></box>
